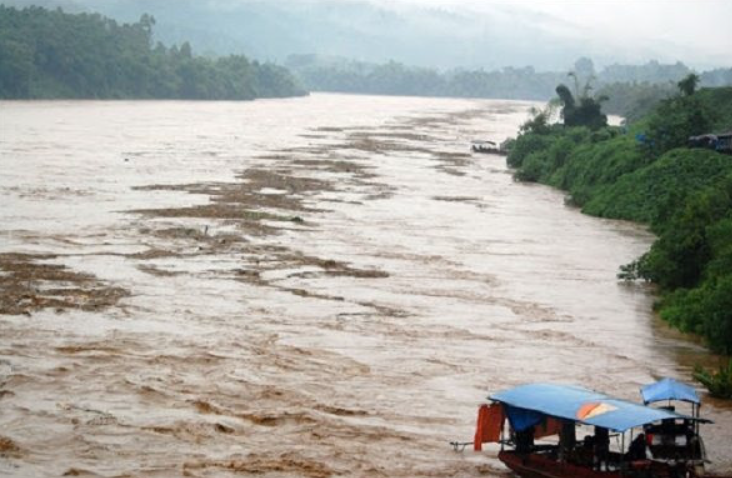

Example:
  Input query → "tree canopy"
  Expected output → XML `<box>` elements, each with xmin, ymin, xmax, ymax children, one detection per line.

<box><xmin>283</xmin><ymin>54</ymin><xmax>732</xmax><ymax>114</ymax></box>
<box><xmin>555</xmin><ymin>77</ymin><xmax>607</xmax><ymax>130</ymax></box>
<box><xmin>0</xmin><ymin>6</ymin><xmax>306</xmax><ymax>100</ymax></box>
<box><xmin>677</xmin><ymin>73</ymin><xmax>700</xmax><ymax>96</ymax></box>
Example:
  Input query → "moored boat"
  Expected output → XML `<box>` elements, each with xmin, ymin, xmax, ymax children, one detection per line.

<box><xmin>471</xmin><ymin>382</ymin><xmax>727</xmax><ymax>478</ymax></box>
<box><xmin>640</xmin><ymin>378</ymin><xmax>707</xmax><ymax>468</ymax></box>
<box><xmin>471</xmin><ymin>140</ymin><xmax>508</xmax><ymax>155</ymax></box>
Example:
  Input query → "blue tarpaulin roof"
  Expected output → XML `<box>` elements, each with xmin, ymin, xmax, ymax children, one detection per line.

<box><xmin>641</xmin><ymin>378</ymin><xmax>700</xmax><ymax>405</ymax></box>
<box><xmin>490</xmin><ymin>383</ymin><xmax>700</xmax><ymax>432</ymax></box>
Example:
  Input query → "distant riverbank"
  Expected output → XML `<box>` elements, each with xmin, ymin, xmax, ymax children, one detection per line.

<box><xmin>0</xmin><ymin>6</ymin><xmax>306</xmax><ymax>100</ymax></box>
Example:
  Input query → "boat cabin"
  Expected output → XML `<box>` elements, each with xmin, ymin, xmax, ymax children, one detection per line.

<box><xmin>641</xmin><ymin>378</ymin><xmax>704</xmax><ymax>464</ymax></box>
<box><xmin>688</xmin><ymin>132</ymin><xmax>732</xmax><ymax>154</ymax></box>
<box><xmin>474</xmin><ymin>383</ymin><xmax>712</xmax><ymax>478</ymax></box>
<box><xmin>471</xmin><ymin>140</ymin><xmax>508</xmax><ymax>155</ymax></box>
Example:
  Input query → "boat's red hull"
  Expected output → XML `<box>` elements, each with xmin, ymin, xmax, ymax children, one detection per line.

<box><xmin>498</xmin><ymin>450</ymin><xmax>621</xmax><ymax>478</ymax></box>
<box><xmin>497</xmin><ymin>451</ymin><xmax>732</xmax><ymax>478</ymax></box>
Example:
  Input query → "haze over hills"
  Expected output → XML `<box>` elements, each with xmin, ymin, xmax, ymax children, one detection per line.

<box><xmin>3</xmin><ymin>0</ymin><xmax>730</xmax><ymax>71</ymax></box>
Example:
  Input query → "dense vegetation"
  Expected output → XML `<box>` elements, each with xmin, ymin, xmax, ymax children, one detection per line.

<box><xmin>0</xmin><ymin>6</ymin><xmax>306</xmax><ymax>100</ymax></box>
<box><xmin>285</xmin><ymin>55</ymin><xmax>732</xmax><ymax>109</ymax></box>
<box><xmin>507</xmin><ymin>80</ymin><xmax>732</xmax><ymax>360</ymax></box>
<box><xmin>3</xmin><ymin>2</ymin><xmax>729</xmax><ymax>104</ymax></box>
<box><xmin>8</xmin><ymin>0</ymin><xmax>732</xmax><ymax>86</ymax></box>
<box><xmin>286</xmin><ymin>55</ymin><xmax>568</xmax><ymax>100</ymax></box>
<box><xmin>595</xmin><ymin>82</ymin><xmax>675</xmax><ymax>123</ymax></box>
<box><xmin>3</xmin><ymin>0</ymin><xmax>697</xmax><ymax>72</ymax></box>
<box><xmin>554</xmin><ymin>78</ymin><xmax>607</xmax><ymax>131</ymax></box>
<box><xmin>694</xmin><ymin>360</ymin><xmax>732</xmax><ymax>399</ymax></box>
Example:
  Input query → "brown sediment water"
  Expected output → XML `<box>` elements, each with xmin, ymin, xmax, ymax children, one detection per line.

<box><xmin>0</xmin><ymin>94</ymin><xmax>730</xmax><ymax>477</ymax></box>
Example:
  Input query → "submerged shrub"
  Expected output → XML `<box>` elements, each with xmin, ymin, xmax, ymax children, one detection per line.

<box><xmin>694</xmin><ymin>360</ymin><xmax>732</xmax><ymax>399</ymax></box>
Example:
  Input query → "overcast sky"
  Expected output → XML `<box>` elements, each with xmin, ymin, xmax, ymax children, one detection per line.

<box><xmin>384</xmin><ymin>0</ymin><xmax>732</xmax><ymax>67</ymax></box>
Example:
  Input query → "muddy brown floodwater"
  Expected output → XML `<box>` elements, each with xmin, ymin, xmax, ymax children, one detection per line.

<box><xmin>1</xmin><ymin>94</ymin><xmax>730</xmax><ymax>478</ymax></box>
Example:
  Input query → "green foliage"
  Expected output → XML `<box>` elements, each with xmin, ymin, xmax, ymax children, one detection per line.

<box><xmin>596</xmin><ymin>82</ymin><xmax>675</xmax><ymax>123</ymax></box>
<box><xmin>638</xmin><ymin>177</ymin><xmax>732</xmax><ymax>354</ymax></box>
<box><xmin>582</xmin><ymin>149</ymin><xmax>732</xmax><ymax>225</ymax></box>
<box><xmin>677</xmin><ymin>73</ymin><xmax>700</xmax><ymax>96</ymax></box>
<box><xmin>287</xmin><ymin>55</ymin><xmax>573</xmax><ymax>100</ymax></box>
<box><xmin>516</xmin><ymin>151</ymin><xmax>549</xmax><ymax>182</ymax></box>
<box><xmin>287</xmin><ymin>55</ymin><xmax>561</xmax><ymax>100</ymax></box>
<box><xmin>556</xmin><ymin>84</ymin><xmax>576</xmax><ymax>111</ymax></box>
<box><xmin>646</xmin><ymin>95</ymin><xmax>713</xmax><ymax>153</ymax></box>
<box><xmin>599</xmin><ymin>60</ymin><xmax>691</xmax><ymax>84</ymax></box>
<box><xmin>635</xmin><ymin>182</ymin><xmax>728</xmax><ymax>288</ymax></box>
<box><xmin>555</xmin><ymin>77</ymin><xmax>607</xmax><ymax>130</ymax></box>
<box><xmin>696</xmin><ymin>87</ymin><xmax>732</xmax><ymax>132</ymax></box>
<box><xmin>519</xmin><ymin>105</ymin><xmax>556</xmax><ymax>135</ymax></box>
<box><xmin>705</xmin><ymin>218</ymin><xmax>732</xmax><ymax>279</ymax></box>
<box><xmin>0</xmin><ymin>6</ymin><xmax>306</xmax><ymax>100</ymax></box>
<box><xmin>693</xmin><ymin>360</ymin><xmax>732</xmax><ymax>399</ymax></box>
<box><xmin>567</xmin><ymin>96</ymin><xmax>608</xmax><ymax>130</ymax></box>
<box><xmin>550</xmin><ymin>133</ymin><xmax>644</xmax><ymax>204</ymax></box>
<box><xmin>285</xmin><ymin>55</ymin><xmax>732</xmax><ymax>103</ymax></box>
<box><xmin>506</xmin><ymin>129</ymin><xmax>558</xmax><ymax>169</ymax></box>
<box><xmin>636</xmin><ymin>86</ymin><xmax>732</xmax><ymax>157</ymax></box>
<box><xmin>506</xmin><ymin>84</ymin><xmax>732</xmax><ymax>358</ymax></box>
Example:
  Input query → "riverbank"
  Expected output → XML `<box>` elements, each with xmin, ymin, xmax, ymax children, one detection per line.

<box><xmin>1</xmin><ymin>95</ymin><xmax>730</xmax><ymax>476</ymax></box>
<box><xmin>0</xmin><ymin>7</ymin><xmax>306</xmax><ymax>100</ymax></box>
<box><xmin>506</xmin><ymin>86</ymin><xmax>732</xmax><ymax>362</ymax></box>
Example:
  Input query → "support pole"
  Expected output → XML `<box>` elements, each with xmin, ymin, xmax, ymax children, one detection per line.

<box><xmin>500</xmin><ymin>419</ymin><xmax>504</xmax><ymax>451</ymax></box>
<box><xmin>621</xmin><ymin>431</ymin><xmax>626</xmax><ymax>476</ymax></box>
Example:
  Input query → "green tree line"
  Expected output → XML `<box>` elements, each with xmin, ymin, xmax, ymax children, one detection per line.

<box><xmin>286</xmin><ymin>55</ymin><xmax>732</xmax><ymax>111</ymax></box>
<box><xmin>0</xmin><ymin>6</ymin><xmax>307</xmax><ymax>100</ymax></box>
<box><xmin>506</xmin><ymin>77</ymin><xmax>732</xmax><ymax>366</ymax></box>
<box><xmin>287</xmin><ymin>55</ymin><xmax>572</xmax><ymax>101</ymax></box>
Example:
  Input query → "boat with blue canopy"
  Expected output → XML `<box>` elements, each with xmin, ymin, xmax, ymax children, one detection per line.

<box><xmin>641</xmin><ymin>378</ymin><xmax>706</xmax><ymax>470</ymax></box>
<box><xmin>470</xmin><ymin>382</ymin><xmax>721</xmax><ymax>478</ymax></box>
<box><xmin>642</xmin><ymin>378</ymin><xmax>700</xmax><ymax>406</ymax></box>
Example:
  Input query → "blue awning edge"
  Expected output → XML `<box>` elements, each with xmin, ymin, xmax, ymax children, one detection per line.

<box><xmin>641</xmin><ymin>378</ymin><xmax>700</xmax><ymax>405</ymax></box>
<box><xmin>489</xmin><ymin>383</ymin><xmax>707</xmax><ymax>433</ymax></box>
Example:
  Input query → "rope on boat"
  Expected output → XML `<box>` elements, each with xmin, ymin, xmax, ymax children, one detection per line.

<box><xmin>450</xmin><ymin>441</ymin><xmax>472</xmax><ymax>452</ymax></box>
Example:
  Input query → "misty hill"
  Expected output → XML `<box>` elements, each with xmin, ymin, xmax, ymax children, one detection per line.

<box><xmin>3</xmin><ymin>0</ymin><xmax>724</xmax><ymax>73</ymax></box>
<box><xmin>0</xmin><ymin>6</ymin><xmax>306</xmax><ymax>99</ymax></box>
<box><xmin>285</xmin><ymin>55</ymin><xmax>732</xmax><ymax>109</ymax></box>
<box><xmin>3</xmin><ymin>1</ymin><xmax>730</xmax><ymax>104</ymax></box>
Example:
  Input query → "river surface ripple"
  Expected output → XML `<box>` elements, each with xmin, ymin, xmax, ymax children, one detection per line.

<box><xmin>1</xmin><ymin>94</ymin><xmax>730</xmax><ymax>477</ymax></box>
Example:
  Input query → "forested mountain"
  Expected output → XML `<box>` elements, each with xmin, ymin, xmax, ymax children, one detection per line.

<box><xmin>2</xmin><ymin>0</ymin><xmax>726</xmax><ymax>72</ymax></box>
<box><xmin>0</xmin><ymin>6</ymin><xmax>306</xmax><ymax>99</ymax></box>
<box><xmin>3</xmin><ymin>1</ymin><xmax>730</xmax><ymax>104</ymax></box>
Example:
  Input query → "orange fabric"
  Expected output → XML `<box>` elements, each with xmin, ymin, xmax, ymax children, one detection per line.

<box><xmin>534</xmin><ymin>417</ymin><xmax>562</xmax><ymax>439</ymax></box>
<box><xmin>577</xmin><ymin>402</ymin><xmax>599</xmax><ymax>420</ymax></box>
<box><xmin>474</xmin><ymin>403</ymin><xmax>505</xmax><ymax>451</ymax></box>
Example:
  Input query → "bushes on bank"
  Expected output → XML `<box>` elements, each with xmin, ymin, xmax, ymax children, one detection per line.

<box><xmin>694</xmin><ymin>360</ymin><xmax>732</xmax><ymax>399</ymax></box>
<box><xmin>505</xmin><ymin>86</ymin><xmax>732</xmax><ymax>359</ymax></box>
<box><xmin>582</xmin><ymin>149</ymin><xmax>732</xmax><ymax>225</ymax></box>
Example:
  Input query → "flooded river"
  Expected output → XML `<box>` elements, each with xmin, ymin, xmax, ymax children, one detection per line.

<box><xmin>1</xmin><ymin>94</ymin><xmax>730</xmax><ymax>477</ymax></box>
